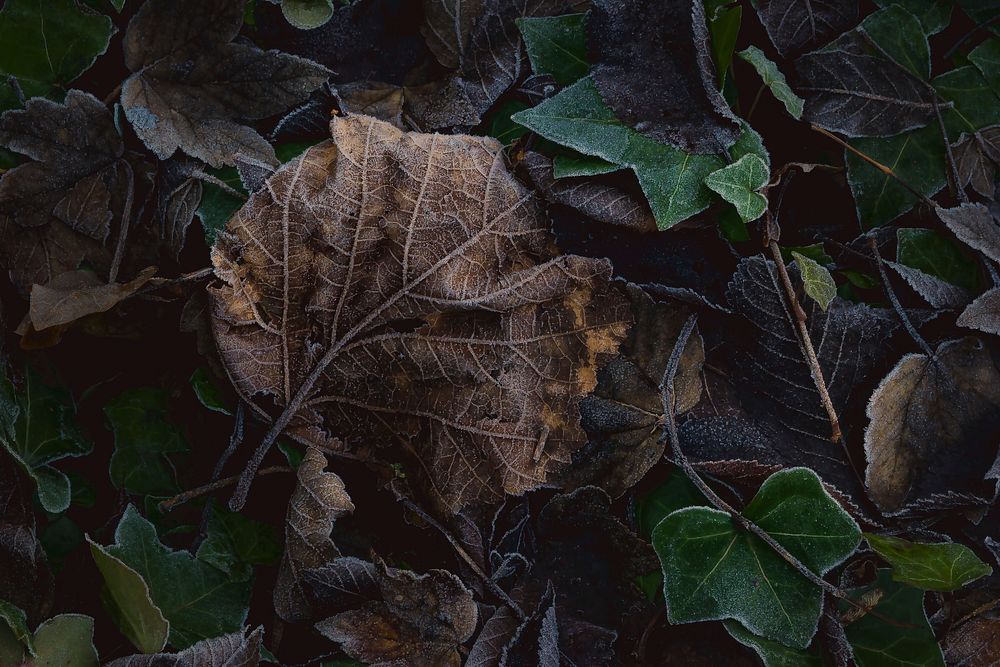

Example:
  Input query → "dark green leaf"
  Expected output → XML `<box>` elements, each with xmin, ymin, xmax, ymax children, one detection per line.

<box><xmin>106</xmin><ymin>388</ymin><xmax>189</xmax><ymax>497</ymax></box>
<box><xmin>874</xmin><ymin>0</ymin><xmax>951</xmax><ymax>35</ymax></box>
<box><xmin>635</xmin><ymin>467</ymin><xmax>706</xmax><ymax>540</ymax></box>
<box><xmin>970</xmin><ymin>39</ymin><xmax>1000</xmax><ymax>94</ymax></box>
<box><xmin>780</xmin><ymin>243</ymin><xmax>833</xmax><ymax>265</ymax></box>
<box><xmin>196</xmin><ymin>501</ymin><xmax>282</xmax><ymax>580</ymax></box>
<box><xmin>865</xmin><ymin>534</ymin><xmax>992</xmax><ymax>591</ymax></box>
<box><xmin>190</xmin><ymin>368</ymin><xmax>231</xmax><ymax>415</ymax></box>
<box><xmin>516</xmin><ymin>14</ymin><xmax>588</xmax><ymax>86</ymax></box>
<box><xmin>896</xmin><ymin>228</ymin><xmax>977</xmax><ymax>291</ymax></box>
<box><xmin>652</xmin><ymin>468</ymin><xmax>861</xmax><ymax>649</ymax></box>
<box><xmin>723</xmin><ymin>620</ymin><xmax>823</xmax><ymax>667</ymax></box>
<box><xmin>705</xmin><ymin>0</ymin><xmax>743</xmax><ymax>85</ymax></box>
<box><xmin>738</xmin><ymin>46</ymin><xmax>803</xmax><ymax>119</ymax></box>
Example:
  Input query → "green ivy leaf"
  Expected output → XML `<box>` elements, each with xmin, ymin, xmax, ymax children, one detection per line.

<box><xmin>896</xmin><ymin>228</ymin><xmax>978</xmax><ymax>290</ymax></box>
<box><xmin>281</xmin><ymin>0</ymin><xmax>335</xmax><ymax>30</ymax></box>
<box><xmin>482</xmin><ymin>99</ymin><xmax>530</xmax><ymax>146</ymax></box>
<box><xmin>88</xmin><ymin>535</ymin><xmax>169</xmax><ymax>653</ymax></box>
<box><xmin>516</xmin><ymin>14</ymin><xmax>588</xmax><ymax>86</ymax></box>
<box><xmin>723</xmin><ymin>620</ymin><xmax>823</xmax><ymax>667</ymax></box>
<box><xmin>106</xmin><ymin>388</ymin><xmax>189</xmax><ymax>497</ymax></box>
<box><xmin>0</xmin><ymin>610</ymin><xmax>99</xmax><ymax>667</ymax></box>
<box><xmin>704</xmin><ymin>153</ymin><xmax>770</xmax><ymax>223</ymax></box>
<box><xmin>792</xmin><ymin>251</ymin><xmax>837</xmax><ymax>310</ymax></box>
<box><xmin>0</xmin><ymin>600</ymin><xmax>33</xmax><ymax>655</ymax></box>
<box><xmin>552</xmin><ymin>152</ymin><xmax>621</xmax><ymax>178</ymax></box>
<box><xmin>99</xmin><ymin>506</ymin><xmax>251</xmax><ymax>649</ymax></box>
<box><xmin>0</xmin><ymin>0</ymin><xmax>115</xmax><ymax>99</ymax></box>
<box><xmin>511</xmin><ymin>77</ymin><xmax>724</xmax><ymax>229</ymax></box>
<box><xmin>190</xmin><ymin>368</ymin><xmax>232</xmax><ymax>416</ymax></box>
<box><xmin>874</xmin><ymin>0</ymin><xmax>951</xmax><ymax>35</ymax></box>
<box><xmin>842</xmin><ymin>570</ymin><xmax>945</xmax><ymax>667</ymax></box>
<box><xmin>970</xmin><ymin>39</ymin><xmax>1000</xmax><ymax>94</ymax></box>
<box><xmin>865</xmin><ymin>534</ymin><xmax>993</xmax><ymax>591</ymax></box>
<box><xmin>705</xmin><ymin>0</ymin><xmax>743</xmax><ymax>85</ymax></box>
<box><xmin>737</xmin><ymin>46</ymin><xmax>803</xmax><ymax>119</ymax></box>
<box><xmin>652</xmin><ymin>468</ymin><xmax>861</xmax><ymax>649</ymax></box>
<box><xmin>196</xmin><ymin>501</ymin><xmax>282</xmax><ymax>580</ymax></box>
<box><xmin>0</xmin><ymin>367</ymin><xmax>92</xmax><ymax>513</ymax></box>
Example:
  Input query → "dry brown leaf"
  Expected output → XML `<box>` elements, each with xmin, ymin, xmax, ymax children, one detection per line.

<box><xmin>958</xmin><ymin>288</ymin><xmax>1000</xmax><ymax>336</ymax></box>
<box><xmin>274</xmin><ymin>446</ymin><xmax>354</xmax><ymax>622</ymax></box>
<box><xmin>209</xmin><ymin>114</ymin><xmax>630</xmax><ymax>514</ymax></box>
<box><xmin>28</xmin><ymin>266</ymin><xmax>157</xmax><ymax>331</ymax></box>
<box><xmin>943</xmin><ymin>614</ymin><xmax>1000</xmax><ymax>667</ymax></box>
<box><xmin>421</xmin><ymin>0</ymin><xmax>485</xmax><ymax>70</ymax></box>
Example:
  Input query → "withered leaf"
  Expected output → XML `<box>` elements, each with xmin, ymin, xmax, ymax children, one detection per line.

<box><xmin>421</xmin><ymin>0</ymin><xmax>485</xmax><ymax>69</ymax></box>
<box><xmin>274</xmin><ymin>446</ymin><xmax>354</xmax><ymax>622</ymax></box>
<box><xmin>936</xmin><ymin>203</ymin><xmax>1000</xmax><ymax>264</ymax></box>
<box><xmin>958</xmin><ymin>288</ymin><xmax>1000</xmax><ymax>336</ymax></box>
<box><xmin>953</xmin><ymin>127</ymin><xmax>1000</xmax><ymax>198</ymax></box>
<box><xmin>155</xmin><ymin>157</ymin><xmax>204</xmax><ymax>260</ymax></box>
<box><xmin>121</xmin><ymin>0</ymin><xmax>330</xmax><ymax>168</ymax></box>
<box><xmin>755</xmin><ymin>0</ymin><xmax>859</xmax><ymax>57</ymax></box>
<box><xmin>28</xmin><ymin>266</ymin><xmax>156</xmax><ymax>332</ymax></box>
<box><xmin>0</xmin><ymin>90</ymin><xmax>125</xmax><ymax>291</ymax></box>
<box><xmin>209</xmin><ymin>115</ymin><xmax>630</xmax><ymax>514</ymax></box>
<box><xmin>865</xmin><ymin>337</ymin><xmax>1000</xmax><ymax>515</ymax></box>
<box><xmin>587</xmin><ymin>0</ymin><xmax>740</xmax><ymax>153</ymax></box>
<box><xmin>887</xmin><ymin>261</ymin><xmax>971</xmax><ymax>310</ymax></box>
<box><xmin>943</xmin><ymin>614</ymin><xmax>1000</xmax><ymax>667</ymax></box>
<box><xmin>313</xmin><ymin>559</ymin><xmax>478</xmax><ymax>667</ymax></box>
<box><xmin>104</xmin><ymin>626</ymin><xmax>263</xmax><ymax>667</ymax></box>
<box><xmin>337</xmin><ymin>81</ymin><xmax>405</xmax><ymax>129</ymax></box>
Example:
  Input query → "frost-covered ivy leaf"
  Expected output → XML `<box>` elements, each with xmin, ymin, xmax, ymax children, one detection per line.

<box><xmin>755</xmin><ymin>0</ymin><xmax>858</xmax><ymax>57</ymax></box>
<box><xmin>281</xmin><ymin>0</ymin><xmax>336</xmax><ymax>29</ymax></box>
<box><xmin>104</xmin><ymin>627</ymin><xmax>262</xmax><ymax>667</ymax></box>
<box><xmin>875</xmin><ymin>0</ymin><xmax>951</xmax><ymax>35</ymax></box>
<box><xmin>275</xmin><ymin>447</ymin><xmax>353</xmax><ymax>622</ymax></box>
<box><xmin>552</xmin><ymin>152</ymin><xmax>620</xmax><ymax>178</ymax></box>
<box><xmin>936</xmin><ymin>203</ymin><xmax>1000</xmax><ymax>264</ymax></box>
<box><xmin>512</xmin><ymin>77</ymin><xmax>724</xmax><ymax>228</ymax></box>
<box><xmin>796</xmin><ymin>5</ymin><xmax>935</xmax><ymax>138</ymax></box>
<box><xmin>588</xmin><ymin>0</ymin><xmax>740</xmax><ymax>153</ymax></box>
<box><xmin>106</xmin><ymin>388</ymin><xmax>189</xmax><ymax>497</ymax></box>
<box><xmin>958</xmin><ymin>288</ymin><xmax>1000</xmax><ymax>335</ymax></box>
<box><xmin>897</xmin><ymin>228</ymin><xmax>977</xmax><ymax>291</ymax></box>
<box><xmin>314</xmin><ymin>560</ymin><xmax>478</xmax><ymax>667</ymax></box>
<box><xmin>195</xmin><ymin>501</ymin><xmax>281</xmax><ymax>580</ymax></box>
<box><xmin>516</xmin><ymin>13</ymin><xmax>587</xmax><ymax>85</ymax></box>
<box><xmin>209</xmin><ymin>115</ymin><xmax>629</xmax><ymax>514</ymax></box>
<box><xmin>28</xmin><ymin>266</ymin><xmax>156</xmax><ymax>332</ymax></box>
<box><xmin>865</xmin><ymin>534</ymin><xmax>993</xmax><ymax>591</ymax></box>
<box><xmin>0</xmin><ymin>0</ymin><xmax>115</xmax><ymax>99</ymax></box>
<box><xmin>121</xmin><ymin>0</ymin><xmax>329</xmax><ymax>167</ymax></box>
<box><xmin>738</xmin><ymin>47</ymin><xmax>804</xmax><ymax>119</ymax></box>
<box><xmin>792</xmin><ymin>252</ymin><xmax>836</xmax><ymax>311</ymax></box>
<box><xmin>704</xmin><ymin>154</ymin><xmax>770</xmax><ymax>223</ymax></box>
<box><xmin>653</xmin><ymin>468</ymin><xmax>861</xmax><ymax>649</ymax></box>
<box><xmin>100</xmin><ymin>506</ymin><xmax>251</xmax><ymax>649</ymax></box>
<box><xmin>0</xmin><ymin>91</ymin><xmax>127</xmax><ymax>291</ymax></box>
<box><xmin>886</xmin><ymin>261</ymin><xmax>971</xmax><ymax>310</ymax></box>
<box><xmin>841</xmin><ymin>570</ymin><xmax>944</xmax><ymax>667</ymax></box>
<box><xmin>0</xmin><ymin>366</ymin><xmax>91</xmax><ymax>514</ymax></box>
<box><xmin>865</xmin><ymin>338</ymin><xmax>1000</xmax><ymax>514</ymax></box>
<box><xmin>88</xmin><ymin>536</ymin><xmax>169</xmax><ymax>653</ymax></box>
<box><xmin>723</xmin><ymin>620</ymin><xmax>824</xmax><ymax>667</ymax></box>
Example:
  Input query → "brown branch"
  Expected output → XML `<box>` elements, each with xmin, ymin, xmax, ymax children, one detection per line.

<box><xmin>158</xmin><ymin>465</ymin><xmax>292</xmax><ymax>512</ymax></box>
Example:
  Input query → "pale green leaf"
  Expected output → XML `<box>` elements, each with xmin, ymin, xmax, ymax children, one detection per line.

<box><xmin>704</xmin><ymin>153</ymin><xmax>770</xmax><ymax>223</ymax></box>
<box><xmin>738</xmin><ymin>46</ymin><xmax>804</xmax><ymax>119</ymax></box>
<box><xmin>281</xmin><ymin>0</ymin><xmax>335</xmax><ymax>30</ymax></box>
<box><xmin>792</xmin><ymin>251</ymin><xmax>836</xmax><ymax>310</ymax></box>
<box><xmin>28</xmin><ymin>614</ymin><xmax>99</xmax><ymax>667</ymax></box>
<box><xmin>865</xmin><ymin>534</ymin><xmax>993</xmax><ymax>591</ymax></box>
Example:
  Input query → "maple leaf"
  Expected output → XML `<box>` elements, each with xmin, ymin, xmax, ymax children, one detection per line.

<box><xmin>121</xmin><ymin>0</ymin><xmax>330</xmax><ymax>168</ymax></box>
<box><xmin>209</xmin><ymin>115</ymin><xmax>630</xmax><ymax>514</ymax></box>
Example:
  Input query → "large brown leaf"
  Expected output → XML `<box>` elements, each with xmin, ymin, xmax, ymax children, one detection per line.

<box><xmin>209</xmin><ymin>115</ymin><xmax>629</xmax><ymax>514</ymax></box>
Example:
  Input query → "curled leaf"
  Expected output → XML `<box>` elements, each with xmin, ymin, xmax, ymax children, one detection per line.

<box><xmin>28</xmin><ymin>266</ymin><xmax>156</xmax><ymax>332</ymax></box>
<box><xmin>104</xmin><ymin>626</ymin><xmax>262</xmax><ymax>667</ymax></box>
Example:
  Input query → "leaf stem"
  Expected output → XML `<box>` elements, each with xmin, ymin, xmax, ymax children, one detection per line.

<box><xmin>158</xmin><ymin>465</ymin><xmax>292</xmax><ymax>512</ymax></box>
<box><xmin>868</xmin><ymin>237</ymin><xmax>933</xmax><ymax>356</ymax></box>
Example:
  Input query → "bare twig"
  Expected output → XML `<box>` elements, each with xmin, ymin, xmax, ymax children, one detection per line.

<box><xmin>109</xmin><ymin>159</ymin><xmax>135</xmax><ymax>283</ymax></box>
<box><xmin>868</xmin><ymin>237</ymin><xmax>933</xmax><ymax>357</ymax></box>
<box><xmin>102</xmin><ymin>82</ymin><xmax>122</xmax><ymax>107</ymax></box>
<box><xmin>158</xmin><ymin>465</ymin><xmax>292</xmax><ymax>512</ymax></box>
<box><xmin>933</xmin><ymin>97</ymin><xmax>968</xmax><ymax>204</ymax></box>
<box><xmin>944</xmin><ymin>12</ymin><xmax>1000</xmax><ymax>60</ymax></box>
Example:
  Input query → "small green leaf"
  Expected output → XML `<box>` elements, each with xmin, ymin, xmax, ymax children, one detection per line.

<box><xmin>0</xmin><ymin>367</ymin><xmax>92</xmax><ymax>513</ymax></box>
<box><xmin>738</xmin><ymin>46</ymin><xmax>804</xmax><ymax>119</ymax></box>
<box><xmin>635</xmin><ymin>467</ymin><xmax>706</xmax><ymax>540</ymax></box>
<box><xmin>704</xmin><ymin>153</ymin><xmax>770</xmax><ymax>223</ymax></box>
<box><xmin>100</xmin><ymin>506</ymin><xmax>252</xmax><ymax>649</ymax></box>
<box><xmin>88</xmin><ymin>535</ymin><xmax>169</xmax><ymax>653</ymax></box>
<box><xmin>652</xmin><ymin>468</ymin><xmax>861</xmax><ymax>649</ymax></box>
<box><xmin>29</xmin><ymin>614</ymin><xmax>99</xmax><ymax>667</ymax></box>
<box><xmin>516</xmin><ymin>13</ymin><xmax>589</xmax><ymax>86</ymax></box>
<box><xmin>481</xmin><ymin>99</ymin><xmax>530</xmax><ymax>146</ymax></box>
<box><xmin>865</xmin><ymin>534</ymin><xmax>992</xmax><ymax>591</ymax></box>
<box><xmin>780</xmin><ymin>243</ymin><xmax>833</xmax><ymax>266</ymax></box>
<box><xmin>896</xmin><ymin>228</ymin><xmax>977</xmax><ymax>291</ymax></box>
<box><xmin>0</xmin><ymin>600</ymin><xmax>33</xmax><ymax>655</ymax></box>
<box><xmin>106</xmin><ymin>388</ymin><xmax>189</xmax><ymax>497</ymax></box>
<box><xmin>723</xmin><ymin>620</ymin><xmax>823</xmax><ymax>667</ymax></box>
<box><xmin>0</xmin><ymin>0</ymin><xmax>115</xmax><ymax>99</ymax></box>
<box><xmin>842</xmin><ymin>570</ymin><xmax>944</xmax><ymax>667</ymax></box>
<box><xmin>281</xmin><ymin>0</ymin><xmax>335</xmax><ymax>30</ymax></box>
<box><xmin>552</xmin><ymin>152</ymin><xmax>621</xmax><ymax>178</ymax></box>
<box><xmin>792</xmin><ymin>252</ymin><xmax>836</xmax><ymax>311</ymax></box>
<box><xmin>512</xmin><ymin>77</ymin><xmax>724</xmax><ymax>229</ymax></box>
<box><xmin>190</xmin><ymin>368</ymin><xmax>232</xmax><ymax>415</ymax></box>
<box><xmin>705</xmin><ymin>0</ymin><xmax>743</xmax><ymax>85</ymax></box>
<box><xmin>196</xmin><ymin>501</ymin><xmax>282</xmax><ymax>580</ymax></box>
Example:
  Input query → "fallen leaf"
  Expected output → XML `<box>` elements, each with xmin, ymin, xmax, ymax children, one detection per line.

<box><xmin>121</xmin><ymin>0</ymin><xmax>330</xmax><ymax>167</ymax></box>
<box><xmin>952</xmin><ymin>127</ymin><xmax>1000</xmax><ymax>198</ymax></box>
<box><xmin>755</xmin><ymin>0</ymin><xmax>858</xmax><ymax>57</ymax></box>
<box><xmin>943</xmin><ymin>615</ymin><xmax>1000</xmax><ymax>667</ymax></box>
<box><xmin>864</xmin><ymin>337</ymin><xmax>1000</xmax><ymax>514</ymax></box>
<box><xmin>936</xmin><ymin>203</ymin><xmax>1000</xmax><ymax>264</ymax></box>
<box><xmin>104</xmin><ymin>627</ymin><xmax>262</xmax><ymax>667</ymax></box>
<box><xmin>865</xmin><ymin>534</ymin><xmax>993</xmax><ymax>591</ymax></box>
<box><xmin>588</xmin><ymin>0</ymin><xmax>740</xmax><ymax>153</ymax></box>
<box><xmin>28</xmin><ymin>266</ymin><xmax>156</xmax><ymax>332</ymax></box>
<box><xmin>421</xmin><ymin>0</ymin><xmax>485</xmax><ymax>70</ymax></box>
<box><xmin>209</xmin><ymin>114</ymin><xmax>629</xmax><ymax>514</ymax></box>
<box><xmin>887</xmin><ymin>261</ymin><xmax>971</xmax><ymax>310</ymax></box>
<box><xmin>958</xmin><ymin>288</ymin><xmax>1000</xmax><ymax>336</ymax></box>
<box><xmin>275</xmin><ymin>446</ymin><xmax>354</xmax><ymax>622</ymax></box>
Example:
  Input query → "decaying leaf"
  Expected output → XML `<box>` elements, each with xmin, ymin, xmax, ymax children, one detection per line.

<box><xmin>121</xmin><ymin>0</ymin><xmax>330</xmax><ymax>167</ymax></box>
<box><xmin>421</xmin><ymin>0</ymin><xmax>485</xmax><ymax>70</ymax></box>
<box><xmin>755</xmin><ymin>0</ymin><xmax>859</xmax><ymax>57</ymax></box>
<box><xmin>155</xmin><ymin>157</ymin><xmax>204</xmax><ymax>260</ymax></box>
<box><xmin>587</xmin><ymin>0</ymin><xmax>740</xmax><ymax>153</ymax></box>
<box><xmin>958</xmin><ymin>288</ymin><xmax>1000</xmax><ymax>336</ymax></box>
<box><xmin>27</xmin><ymin>266</ymin><xmax>156</xmax><ymax>332</ymax></box>
<box><xmin>936</xmin><ymin>203</ymin><xmax>1000</xmax><ymax>264</ymax></box>
<box><xmin>104</xmin><ymin>627</ymin><xmax>262</xmax><ymax>667</ymax></box>
<box><xmin>865</xmin><ymin>337</ymin><xmax>1000</xmax><ymax>514</ymax></box>
<box><xmin>887</xmin><ymin>261</ymin><xmax>971</xmax><ymax>310</ymax></box>
<box><xmin>943</xmin><ymin>614</ymin><xmax>1000</xmax><ymax>667</ymax></box>
<box><xmin>209</xmin><ymin>114</ymin><xmax>630</xmax><ymax>514</ymax></box>
<box><xmin>313</xmin><ymin>559</ymin><xmax>477</xmax><ymax>667</ymax></box>
<box><xmin>275</xmin><ymin>446</ymin><xmax>354</xmax><ymax>622</ymax></box>
<box><xmin>0</xmin><ymin>91</ymin><xmax>125</xmax><ymax>291</ymax></box>
<box><xmin>953</xmin><ymin>127</ymin><xmax>1000</xmax><ymax>198</ymax></box>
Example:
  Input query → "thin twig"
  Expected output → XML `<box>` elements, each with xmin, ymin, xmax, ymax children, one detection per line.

<box><xmin>109</xmin><ymin>160</ymin><xmax>135</xmax><ymax>283</ymax></box>
<box><xmin>767</xmin><ymin>241</ymin><xmax>843</xmax><ymax>442</ymax></box>
<box><xmin>868</xmin><ymin>237</ymin><xmax>933</xmax><ymax>356</ymax></box>
<box><xmin>810</xmin><ymin>125</ymin><xmax>939</xmax><ymax>209</ymax></box>
<box><xmin>102</xmin><ymin>82</ymin><xmax>122</xmax><ymax>107</ymax></box>
<box><xmin>933</xmin><ymin>97</ymin><xmax>969</xmax><ymax>204</ymax></box>
<box><xmin>158</xmin><ymin>465</ymin><xmax>292</xmax><ymax>512</ymax></box>
<box><xmin>944</xmin><ymin>12</ymin><xmax>1000</xmax><ymax>60</ymax></box>
<box><xmin>140</xmin><ymin>267</ymin><xmax>215</xmax><ymax>294</ymax></box>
